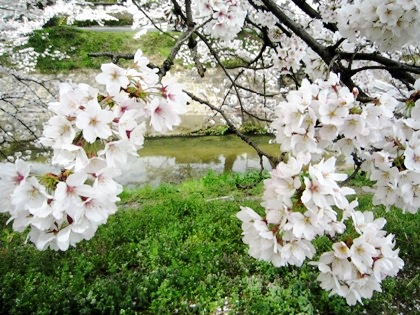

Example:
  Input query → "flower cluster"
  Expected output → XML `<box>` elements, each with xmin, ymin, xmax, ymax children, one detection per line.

<box><xmin>336</xmin><ymin>0</ymin><xmax>420</xmax><ymax>51</ymax></box>
<box><xmin>271</xmin><ymin>73</ymin><xmax>363</xmax><ymax>161</ymax></box>
<box><xmin>237</xmin><ymin>156</ymin><xmax>352</xmax><ymax>267</ymax></box>
<box><xmin>313</xmin><ymin>211</ymin><xmax>404</xmax><ymax>305</ymax></box>
<box><xmin>0</xmin><ymin>50</ymin><xmax>188</xmax><ymax>250</ymax></box>
<box><xmin>196</xmin><ymin>0</ymin><xmax>249</xmax><ymax>41</ymax></box>
<box><xmin>361</xmin><ymin>80</ymin><xmax>420</xmax><ymax>214</ymax></box>
<box><xmin>238</xmin><ymin>73</ymin><xmax>418</xmax><ymax>304</ymax></box>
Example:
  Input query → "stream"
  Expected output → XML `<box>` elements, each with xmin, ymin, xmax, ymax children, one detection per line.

<box><xmin>25</xmin><ymin>134</ymin><xmax>278</xmax><ymax>188</ymax></box>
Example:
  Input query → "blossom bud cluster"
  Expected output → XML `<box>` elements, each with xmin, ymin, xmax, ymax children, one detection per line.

<box><xmin>237</xmin><ymin>73</ymin><xmax>417</xmax><ymax>304</ymax></box>
<box><xmin>336</xmin><ymin>0</ymin><xmax>420</xmax><ymax>51</ymax></box>
<box><xmin>0</xmin><ymin>50</ymin><xmax>188</xmax><ymax>250</ymax></box>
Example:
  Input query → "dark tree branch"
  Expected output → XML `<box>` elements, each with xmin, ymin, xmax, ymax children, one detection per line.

<box><xmin>159</xmin><ymin>18</ymin><xmax>210</xmax><ymax>79</ymax></box>
<box><xmin>185</xmin><ymin>90</ymin><xmax>279</xmax><ymax>167</ymax></box>
<box><xmin>260</xmin><ymin>0</ymin><xmax>370</xmax><ymax>99</ymax></box>
<box><xmin>87</xmin><ymin>52</ymin><xmax>134</xmax><ymax>64</ymax></box>
<box><xmin>338</xmin><ymin>51</ymin><xmax>419</xmax><ymax>85</ymax></box>
<box><xmin>260</xmin><ymin>0</ymin><xmax>331</xmax><ymax>62</ymax></box>
<box><xmin>171</xmin><ymin>0</ymin><xmax>187</xmax><ymax>22</ymax></box>
<box><xmin>236</xmin><ymin>83</ymin><xmax>279</xmax><ymax>98</ymax></box>
<box><xmin>290</xmin><ymin>0</ymin><xmax>338</xmax><ymax>33</ymax></box>
<box><xmin>340</xmin><ymin>152</ymin><xmax>363</xmax><ymax>187</ymax></box>
<box><xmin>194</xmin><ymin>32</ymin><xmax>247</xmax><ymax>120</ymax></box>
<box><xmin>184</xmin><ymin>0</ymin><xmax>206</xmax><ymax>77</ymax></box>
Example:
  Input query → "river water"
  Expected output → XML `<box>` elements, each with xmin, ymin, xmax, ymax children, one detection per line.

<box><xmin>25</xmin><ymin>135</ymin><xmax>278</xmax><ymax>188</ymax></box>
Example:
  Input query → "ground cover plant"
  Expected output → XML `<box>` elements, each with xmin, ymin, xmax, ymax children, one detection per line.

<box><xmin>0</xmin><ymin>171</ymin><xmax>418</xmax><ymax>314</ymax></box>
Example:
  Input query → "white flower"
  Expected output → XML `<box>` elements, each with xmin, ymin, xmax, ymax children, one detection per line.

<box><xmin>350</xmin><ymin>236</ymin><xmax>378</xmax><ymax>274</ymax></box>
<box><xmin>290</xmin><ymin>132</ymin><xmax>319</xmax><ymax>156</ymax></box>
<box><xmin>310</xmin><ymin>157</ymin><xmax>347</xmax><ymax>188</ymax></box>
<box><xmin>133</xmin><ymin>49</ymin><xmax>159</xmax><ymax>85</ymax></box>
<box><xmin>404</xmin><ymin>101</ymin><xmax>420</xmax><ymax>129</ymax></box>
<box><xmin>27</xmin><ymin>228</ymin><xmax>55</xmax><ymax>251</ymax></box>
<box><xmin>77</xmin><ymin>83</ymin><xmax>99</xmax><ymax>105</ymax></box>
<box><xmin>77</xmin><ymin>194</ymin><xmax>117</xmax><ymax>225</ymax></box>
<box><xmin>282</xmin><ymin>239</ymin><xmax>315</xmax><ymax>266</ymax></box>
<box><xmin>376</xmin><ymin>3</ymin><xmax>403</xmax><ymax>26</ymax></box>
<box><xmin>160</xmin><ymin>79</ymin><xmax>189</xmax><ymax>113</ymax></box>
<box><xmin>404</xmin><ymin>132</ymin><xmax>420</xmax><ymax>171</ymax></box>
<box><xmin>98</xmin><ymin>140</ymin><xmax>138</xmax><ymax>169</ymax></box>
<box><xmin>42</xmin><ymin>115</ymin><xmax>75</xmax><ymax>146</ymax></box>
<box><xmin>319</xmin><ymin>101</ymin><xmax>348</xmax><ymax>126</ymax></box>
<box><xmin>92</xmin><ymin>167</ymin><xmax>123</xmax><ymax>201</ymax></box>
<box><xmin>96</xmin><ymin>63</ymin><xmax>130</xmax><ymax>95</ymax></box>
<box><xmin>332</xmin><ymin>242</ymin><xmax>351</xmax><ymax>259</ymax></box>
<box><xmin>301</xmin><ymin>177</ymin><xmax>328</xmax><ymax>209</ymax></box>
<box><xmin>51</xmin><ymin>144</ymin><xmax>89</xmax><ymax>171</ymax></box>
<box><xmin>318</xmin><ymin>124</ymin><xmax>338</xmax><ymax>141</ymax></box>
<box><xmin>127</xmin><ymin>122</ymin><xmax>146</xmax><ymax>148</ymax></box>
<box><xmin>352</xmin><ymin>211</ymin><xmax>386</xmax><ymax>235</ymax></box>
<box><xmin>237</xmin><ymin>207</ymin><xmax>279</xmax><ymax>263</ymax></box>
<box><xmin>55</xmin><ymin>225</ymin><xmax>73</xmax><ymax>251</ymax></box>
<box><xmin>262</xmin><ymin>159</ymin><xmax>302</xmax><ymax>210</ymax></box>
<box><xmin>341</xmin><ymin>114</ymin><xmax>367</xmax><ymax>139</ymax></box>
<box><xmin>11</xmin><ymin>176</ymin><xmax>50</xmax><ymax>213</ymax></box>
<box><xmin>117</xmin><ymin>109</ymin><xmax>146</xmax><ymax>149</ymax></box>
<box><xmin>0</xmin><ymin>160</ymin><xmax>31</xmax><ymax>212</ymax></box>
<box><xmin>53</xmin><ymin>89</ymin><xmax>83</xmax><ymax>116</ymax></box>
<box><xmin>284</xmin><ymin>211</ymin><xmax>320</xmax><ymax>241</ymax></box>
<box><xmin>237</xmin><ymin>206</ymin><xmax>263</xmax><ymax>231</ymax></box>
<box><xmin>54</xmin><ymin>172</ymin><xmax>88</xmax><ymax>215</ymax></box>
<box><xmin>75</xmin><ymin>102</ymin><xmax>114</xmax><ymax>143</ymax></box>
<box><xmin>148</xmin><ymin>98</ymin><xmax>181</xmax><ymax>133</ymax></box>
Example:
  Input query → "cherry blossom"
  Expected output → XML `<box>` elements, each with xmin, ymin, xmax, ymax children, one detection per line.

<box><xmin>237</xmin><ymin>71</ymin><xmax>417</xmax><ymax>304</ymax></box>
<box><xmin>148</xmin><ymin>98</ymin><xmax>182</xmax><ymax>132</ymax></box>
<box><xmin>96</xmin><ymin>63</ymin><xmax>130</xmax><ymax>96</ymax></box>
<box><xmin>2</xmin><ymin>49</ymin><xmax>187</xmax><ymax>251</ymax></box>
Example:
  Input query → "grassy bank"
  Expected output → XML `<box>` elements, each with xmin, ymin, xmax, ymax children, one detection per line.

<box><xmin>11</xmin><ymin>25</ymin><xmax>257</xmax><ymax>73</ymax></box>
<box><xmin>24</xmin><ymin>26</ymin><xmax>179</xmax><ymax>72</ymax></box>
<box><xmin>0</xmin><ymin>171</ymin><xmax>418</xmax><ymax>314</ymax></box>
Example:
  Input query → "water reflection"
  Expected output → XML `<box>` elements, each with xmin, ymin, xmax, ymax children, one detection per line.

<box><xmin>28</xmin><ymin>135</ymin><xmax>279</xmax><ymax>187</ymax></box>
<box><xmin>117</xmin><ymin>153</ymin><xmax>273</xmax><ymax>188</ymax></box>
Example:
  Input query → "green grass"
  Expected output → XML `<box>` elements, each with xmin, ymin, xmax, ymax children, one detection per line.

<box><xmin>21</xmin><ymin>26</ymin><xmax>180</xmax><ymax>73</ymax></box>
<box><xmin>8</xmin><ymin>25</ymin><xmax>260</xmax><ymax>73</ymax></box>
<box><xmin>136</xmin><ymin>31</ymin><xmax>180</xmax><ymax>64</ymax></box>
<box><xmin>0</xmin><ymin>171</ymin><xmax>418</xmax><ymax>314</ymax></box>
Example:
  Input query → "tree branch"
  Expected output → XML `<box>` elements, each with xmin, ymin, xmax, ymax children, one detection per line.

<box><xmin>290</xmin><ymin>0</ymin><xmax>338</xmax><ymax>33</ymax></box>
<box><xmin>185</xmin><ymin>90</ymin><xmax>279</xmax><ymax>167</ymax></box>
<box><xmin>338</xmin><ymin>51</ymin><xmax>419</xmax><ymax>85</ymax></box>
<box><xmin>87</xmin><ymin>52</ymin><xmax>134</xmax><ymax>64</ymax></box>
